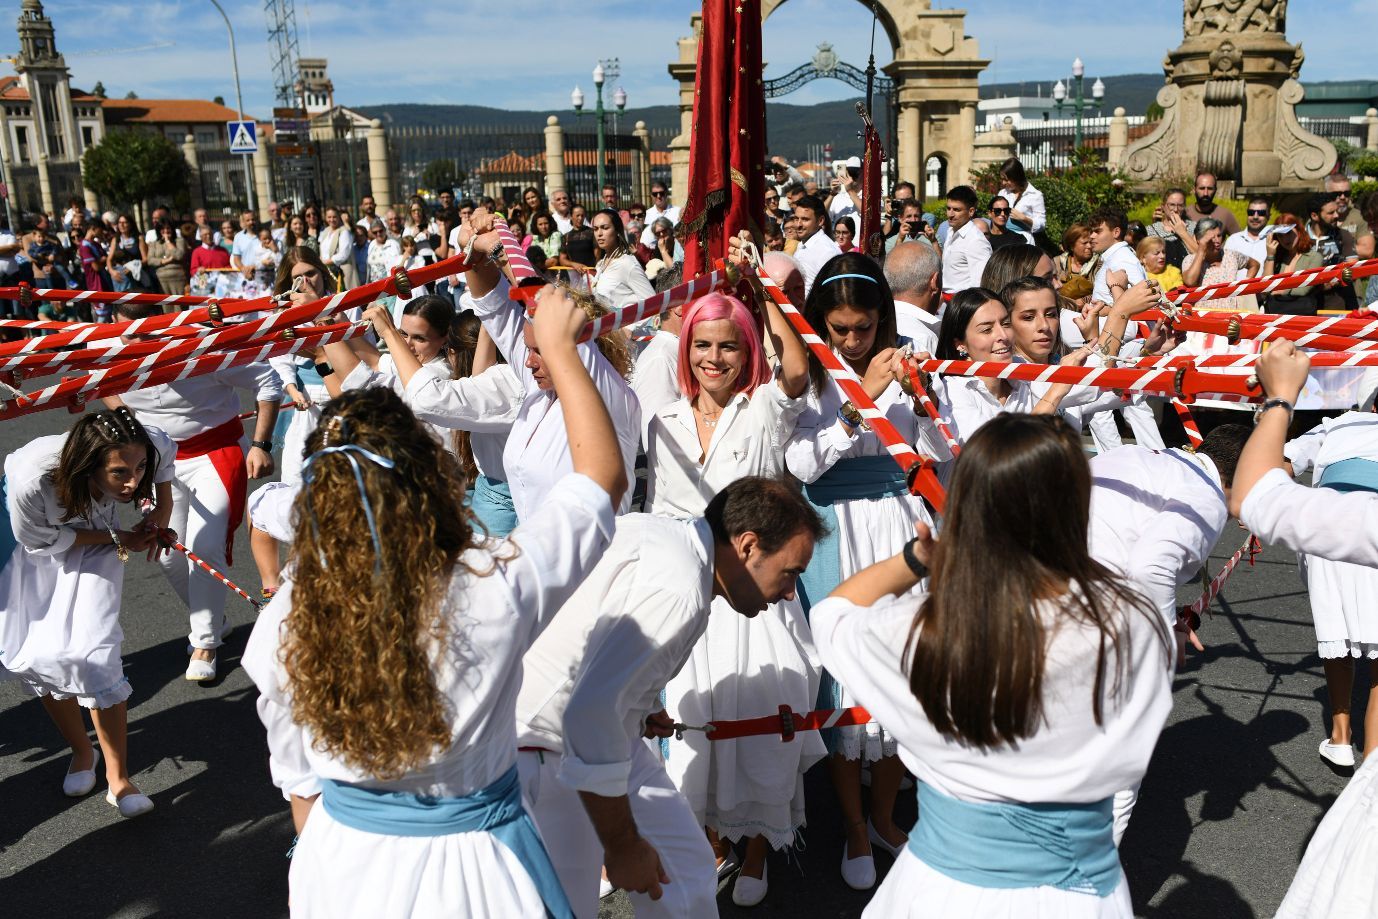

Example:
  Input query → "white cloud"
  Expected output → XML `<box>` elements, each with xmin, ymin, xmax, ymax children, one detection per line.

<box><xmin>30</xmin><ymin>0</ymin><xmax>1378</xmax><ymax>116</ymax></box>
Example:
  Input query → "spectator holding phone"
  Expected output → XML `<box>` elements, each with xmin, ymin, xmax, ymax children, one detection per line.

<box><xmin>885</xmin><ymin>199</ymin><xmax>936</xmax><ymax>254</ymax></box>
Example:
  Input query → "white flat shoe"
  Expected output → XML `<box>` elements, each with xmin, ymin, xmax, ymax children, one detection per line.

<box><xmin>63</xmin><ymin>748</ymin><xmax>101</xmax><ymax>797</ymax></box>
<box><xmin>732</xmin><ymin>862</ymin><xmax>768</xmax><ymax>907</ymax></box>
<box><xmin>106</xmin><ymin>788</ymin><xmax>155</xmax><ymax>818</ymax></box>
<box><xmin>867</xmin><ymin>819</ymin><xmax>906</xmax><ymax>859</ymax></box>
<box><xmin>1320</xmin><ymin>739</ymin><xmax>1356</xmax><ymax>768</ymax></box>
<box><xmin>598</xmin><ymin>877</ymin><xmax>616</xmax><ymax>899</ymax></box>
<box><xmin>186</xmin><ymin>654</ymin><xmax>217</xmax><ymax>682</ymax></box>
<box><xmin>840</xmin><ymin>848</ymin><xmax>876</xmax><ymax>891</ymax></box>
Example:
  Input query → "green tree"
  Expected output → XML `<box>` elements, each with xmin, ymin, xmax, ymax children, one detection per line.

<box><xmin>123</xmin><ymin>90</ymin><xmax>138</xmax><ymax>100</ymax></box>
<box><xmin>421</xmin><ymin>158</ymin><xmax>458</xmax><ymax>194</ymax></box>
<box><xmin>1146</xmin><ymin>100</ymin><xmax>1165</xmax><ymax>121</ymax></box>
<box><xmin>213</xmin><ymin>95</ymin><xmax>225</xmax><ymax>107</ymax></box>
<box><xmin>92</xmin><ymin>81</ymin><xmax>106</xmax><ymax>98</ymax></box>
<box><xmin>82</xmin><ymin>130</ymin><xmax>190</xmax><ymax>210</ymax></box>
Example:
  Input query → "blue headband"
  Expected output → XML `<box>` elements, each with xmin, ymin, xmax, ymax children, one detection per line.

<box><xmin>301</xmin><ymin>444</ymin><xmax>396</xmax><ymax>577</ymax></box>
<box><xmin>820</xmin><ymin>272</ymin><xmax>878</xmax><ymax>286</ymax></box>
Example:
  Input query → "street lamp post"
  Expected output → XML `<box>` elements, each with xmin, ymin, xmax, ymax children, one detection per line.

<box><xmin>332</xmin><ymin>110</ymin><xmax>359</xmax><ymax>211</ymax></box>
<box><xmin>571</xmin><ymin>61</ymin><xmax>626</xmax><ymax>193</ymax></box>
<box><xmin>207</xmin><ymin>0</ymin><xmax>256</xmax><ymax>214</ymax></box>
<box><xmin>1052</xmin><ymin>57</ymin><xmax>1104</xmax><ymax>152</ymax></box>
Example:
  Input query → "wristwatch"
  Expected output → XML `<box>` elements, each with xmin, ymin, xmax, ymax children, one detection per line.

<box><xmin>314</xmin><ymin>361</ymin><xmax>335</xmax><ymax>377</ymax></box>
<box><xmin>1254</xmin><ymin>397</ymin><xmax>1294</xmax><ymax>426</ymax></box>
<box><xmin>837</xmin><ymin>401</ymin><xmax>864</xmax><ymax>431</ymax></box>
<box><xmin>250</xmin><ymin>440</ymin><xmax>273</xmax><ymax>451</ymax></box>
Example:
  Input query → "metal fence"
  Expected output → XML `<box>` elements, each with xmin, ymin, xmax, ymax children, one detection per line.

<box><xmin>197</xmin><ymin>148</ymin><xmax>254</xmax><ymax>216</ymax></box>
<box><xmin>385</xmin><ymin>125</ymin><xmax>546</xmax><ymax>205</ymax></box>
<box><xmin>1008</xmin><ymin>117</ymin><xmax>1116</xmax><ymax>173</ymax></box>
<box><xmin>1299</xmin><ymin>117</ymin><xmax>1368</xmax><ymax>149</ymax></box>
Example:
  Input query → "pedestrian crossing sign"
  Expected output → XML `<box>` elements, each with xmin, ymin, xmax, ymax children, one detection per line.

<box><xmin>227</xmin><ymin>120</ymin><xmax>258</xmax><ymax>154</ymax></box>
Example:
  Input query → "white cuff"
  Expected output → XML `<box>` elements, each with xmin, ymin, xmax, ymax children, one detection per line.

<box><xmin>558</xmin><ymin>754</ymin><xmax>632</xmax><ymax>798</ymax></box>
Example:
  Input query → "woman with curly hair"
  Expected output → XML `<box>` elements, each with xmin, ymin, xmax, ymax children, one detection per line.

<box><xmin>452</xmin><ymin>209</ymin><xmax>641</xmax><ymax>521</ymax></box>
<box><xmin>0</xmin><ymin>408</ymin><xmax>175</xmax><ymax>817</ymax></box>
<box><xmin>241</xmin><ymin>284</ymin><xmax>628</xmax><ymax>919</ymax></box>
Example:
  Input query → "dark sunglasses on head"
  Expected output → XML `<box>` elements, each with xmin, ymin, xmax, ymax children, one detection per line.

<box><xmin>1247</xmin><ymin>209</ymin><xmax>1269</xmax><ymax>216</ymax></box>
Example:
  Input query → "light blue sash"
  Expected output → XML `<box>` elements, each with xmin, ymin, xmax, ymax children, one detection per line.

<box><xmin>1318</xmin><ymin>458</ymin><xmax>1378</xmax><ymax>494</ymax></box>
<box><xmin>797</xmin><ymin>456</ymin><xmax>909</xmax><ymax>753</ymax></box>
<box><xmin>908</xmin><ymin>782</ymin><xmax>1121</xmax><ymax>897</ymax></box>
<box><xmin>319</xmin><ymin>765</ymin><xmax>573</xmax><ymax>919</ymax></box>
<box><xmin>469</xmin><ymin>474</ymin><xmax>517</xmax><ymax>538</ymax></box>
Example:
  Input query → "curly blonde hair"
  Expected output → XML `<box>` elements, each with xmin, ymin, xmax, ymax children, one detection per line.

<box><xmin>563</xmin><ymin>284</ymin><xmax>632</xmax><ymax>379</ymax></box>
<box><xmin>281</xmin><ymin>387</ymin><xmax>486</xmax><ymax>780</ymax></box>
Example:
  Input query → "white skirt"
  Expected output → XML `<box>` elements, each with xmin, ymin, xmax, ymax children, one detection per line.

<box><xmin>289</xmin><ymin>801</ymin><xmax>549</xmax><ymax>918</ymax></box>
<box><xmin>663</xmin><ymin>595</ymin><xmax>825</xmax><ymax>848</ymax></box>
<box><xmin>1274</xmin><ymin>754</ymin><xmax>1378</xmax><ymax>918</ymax></box>
<box><xmin>279</xmin><ymin>382</ymin><xmax>330</xmax><ymax>488</ymax></box>
<box><xmin>828</xmin><ymin>492</ymin><xmax>930</xmax><ymax>762</ymax></box>
<box><xmin>865</xmin><ymin>848</ymin><xmax>1133</xmax><ymax>918</ymax></box>
<box><xmin>1303</xmin><ymin>554</ymin><xmax>1378</xmax><ymax>659</ymax></box>
<box><xmin>0</xmin><ymin>540</ymin><xmax>131</xmax><ymax>709</ymax></box>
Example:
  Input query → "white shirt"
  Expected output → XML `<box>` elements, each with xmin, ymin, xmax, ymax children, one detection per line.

<box><xmin>242</xmin><ymin>473</ymin><xmax>616</xmax><ymax>800</ymax></box>
<box><xmin>515</xmin><ymin>514</ymin><xmax>715</xmax><ymax>795</ymax></box>
<box><xmin>338</xmin><ymin>352</ymin><xmax>464</xmax><ymax>455</ymax></box>
<box><xmin>1224</xmin><ymin>230</ymin><xmax>1266</xmax><ymax>275</ymax></box>
<box><xmin>629</xmin><ymin>330</ymin><xmax>681</xmax><ymax>448</ymax></box>
<box><xmin>591</xmin><ymin>252</ymin><xmax>655</xmax><ymax>309</ymax></box>
<box><xmin>894</xmin><ymin>299</ymin><xmax>940</xmax><ymax>354</ymax></box>
<box><xmin>1242</xmin><ymin>468</ymin><xmax>1378</xmax><ymax>567</ymax></box>
<box><xmin>785</xmin><ymin>379</ymin><xmax>921</xmax><ymax>484</ymax></box>
<box><xmin>999</xmin><ymin>182</ymin><xmax>1047</xmax><ymax>234</ymax></box>
<box><xmin>639</xmin><ymin>203</ymin><xmax>681</xmax><ymax>246</ymax></box>
<box><xmin>828</xmin><ymin>188</ymin><xmax>858</xmax><ymax>225</ymax></box>
<box><xmin>811</xmin><ymin>588</ymin><xmax>1172</xmax><ymax>804</ymax></box>
<box><xmin>0</xmin><ymin>231</ymin><xmax>17</xmax><ymax>275</ymax></box>
<box><xmin>1089</xmin><ymin>447</ymin><xmax>1228</xmax><ymax>627</ymax></box>
<box><xmin>402</xmin><ymin>363</ymin><xmax>525</xmax><ymax>479</ymax></box>
<box><xmin>552</xmin><ymin>211</ymin><xmax>574</xmax><ymax>235</ymax></box>
<box><xmin>317</xmin><ymin>225</ymin><xmax>354</xmax><ymax>267</ymax></box>
<box><xmin>466</xmin><ymin>278</ymin><xmax>641</xmax><ymax>521</ymax></box>
<box><xmin>647</xmin><ymin>379</ymin><xmax>803</xmax><ymax>519</ymax></box>
<box><xmin>917</xmin><ymin>373</ymin><xmax>1043</xmax><ymax>462</ymax></box>
<box><xmin>1285</xmin><ymin>411</ymin><xmax>1378</xmax><ymax>481</ymax></box>
<box><xmin>940</xmin><ymin>221</ymin><xmax>992</xmax><ymax>294</ymax></box>
<box><xmin>120</xmin><ymin>364</ymin><xmax>282</xmax><ymax>442</ymax></box>
<box><xmin>1092</xmin><ymin>241</ymin><xmax>1146</xmax><ymax>305</ymax></box>
<box><xmin>6</xmin><ymin>427</ymin><xmax>175</xmax><ymax>557</ymax></box>
<box><xmin>794</xmin><ymin>229</ymin><xmax>844</xmax><ymax>297</ymax></box>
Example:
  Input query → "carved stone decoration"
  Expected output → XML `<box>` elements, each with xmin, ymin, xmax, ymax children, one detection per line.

<box><xmin>1125</xmin><ymin>0</ymin><xmax>1331</xmax><ymax>193</ymax></box>
<box><xmin>811</xmin><ymin>42</ymin><xmax>838</xmax><ymax>76</ymax></box>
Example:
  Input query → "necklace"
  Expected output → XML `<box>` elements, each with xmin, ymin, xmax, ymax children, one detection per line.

<box><xmin>694</xmin><ymin>402</ymin><xmax>724</xmax><ymax>429</ymax></box>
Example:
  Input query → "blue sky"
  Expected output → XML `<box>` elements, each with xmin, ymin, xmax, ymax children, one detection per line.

<box><xmin>25</xmin><ymin>0</ymin><xmax>1378</xmax><ymax>117</ymax></box>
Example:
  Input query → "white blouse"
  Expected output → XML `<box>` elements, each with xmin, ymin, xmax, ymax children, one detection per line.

<box><xmin>1242</xmin><ymin>468</ymin><xmax>1378</xmax><ymax>568</ymax></box>
<box><xmin>242</xmin><ymin>473</ymin><xmax>616</xmax><ymax>800</ymax></box>
<box><xmin>630</xmin><ymin>330</ymin><xmax>681</xmax><ymax>448</ymax></box>
<box><xmin>403</xmin><ymin>363</ymin><xmax>525</xmax><ymax>480</ymax></box>
<box><xmin>785</xmin><ymin>379</ymin><xmax>921</xmax><ymax>483</ymax></box>
<box><xmin>465</xmin><ymin>277</ymin><xmax>641</xmax><ymax>520</ymax></box>
<box><xmin>918</xmin><ymin>373</ymin><xmax>1044</xmax><ymax>462</ymax></box>
<box><xmin>647</xmin><ymin>378</ymin><xmax>802</xmax><ymax>519</ymax></box>
<box><xmin>591</xmin><ymin>251</ymin><xmax>654</xmax><ymax>310</ymax></box>
<box><xmin>339</xmin><ymin>352</ymin><xmax>456</xmax><ymax>452</ymax></box>
<box><xmin>811</xmin><ymin>588</ymin><xmax>1172</xmax><ymax>804</ymax></box>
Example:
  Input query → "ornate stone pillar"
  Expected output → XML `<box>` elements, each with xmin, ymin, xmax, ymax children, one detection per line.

<box><xmin>366</xmin><ymin>119</ymin><xmax>391</xmax><ymax>211</ymax></box>
<box><xmin>632</xmin><ymin>120</ymin><xmax>651</xmax><ymax>203</ymax></box>
<box><xmin>1366</xmin><ymin>108</ymin><xmax>1378</xmax><ymax>153</ymax></box>
<box><xmin>252</xmin><ymin>143</ymin><xmax>272</xmax><ymax>220</ymax></box>
<box><xmin>544</xmin><ymin>115</ymin><xmax>566</xmax><ymax>198</ymax></box>
<box><xmin>79</xmin><ymin>154</ymin><xmax>98</xmax><ymax>213</ymax></box>
<box><xmin>182</xmin><ymin>134</ymin><xmax>203</xmax><ymax>210</ymax></box>
<box><xmin>898</xmin><ymin>101</ymin><xmax>922</xmax><ymax>188</ymax></box>
<box><xmin>666</xmin><ymin>15</ymin><xmax>701</xmax><ymax>208</ymax></box>
<box><xmin>36</xmin><ymin>152</ymin><xmax>53</xmax><ymax>216</ymax></box>
<box><xmin>1107</xmin><ymin>108</ymin><xmax>1129</xmax><ymax>169</ymax></box>
<box><xmin>969</xmin><ymin>117</ymin><xmax>1017</xmax><ymax>181</ymax></box>
<box><xmin>957</xmin><ymin>102</ymin><xmax>977</xmax><ymax>185</ymax></box>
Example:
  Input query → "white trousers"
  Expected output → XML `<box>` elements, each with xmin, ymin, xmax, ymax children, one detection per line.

<box><xmin>520</xmin><ymin>740</ymin><xmax>717</xmax><ymax>919</ymax></box>
<box><xmin>160</xmin><ymin>452</ymin><xmax>236</xmax><ymax>649</ymax></box>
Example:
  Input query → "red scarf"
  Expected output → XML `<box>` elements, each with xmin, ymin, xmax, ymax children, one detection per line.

<box><xmin>680</xmin><ymin>0</ymin><xmax>765</xmax><ymax>281</ymax></box>
<box><xmin>175</xmin><ymin>416</ymin><xmax>247</xmax><ymax>564</ymax></box>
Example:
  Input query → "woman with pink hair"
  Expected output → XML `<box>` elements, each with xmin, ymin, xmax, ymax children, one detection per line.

<box><xmin>645</xmin><ymin>286</ymin><xmax>820</xmax><ymax>906</ymax></box>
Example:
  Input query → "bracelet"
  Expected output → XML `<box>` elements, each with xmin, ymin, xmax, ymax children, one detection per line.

<box><xmin>1254</xmin><ymin>397</ymin><xmax>1294</xmax><ymax>426</ymax></box>
<box><xmin>251</xmin><ymin>439</ymin><xmax>273</xmax><ymax>451</ymax></box>
<box><xmin>901</xmin><ymin>537</ymin><xmax>929</xmax><ymax>579</ymax></box>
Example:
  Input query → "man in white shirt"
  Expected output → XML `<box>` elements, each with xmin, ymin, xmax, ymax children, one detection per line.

<box><xmin>516</xmin><ymin>477</ymin><xmax>824</xmax><ymax>917</ymax></box>
<box><xmin>630</xmin><ymin>266</ymin><xmax>686</xmax><ymax>446</ymax></box>
<box><xmin>826</xmin><ymin>156</ymin><xmax>861</xmax><ymax>226</ymax></box>
<box><xmin>354</xmin><ymin>195</ymin><xmax>378</xmax><ymax>230</ymax></box>
<box><xmin>791</xmin><ymin>194</ymin><xmax>843</xmax><ymax>296</ymax></box>
<box><xmin>1089</xmin><ymin>207</ymin><xmax>1147</xmax><ymax>305</ymax></box>
<box><xmin>550</xmin><ymin>188</ymin><xmax>575</xmax><ymax>234</ymax></box>
<box><xmin>105</xmin><ymin>301</ymin><xmax>281</xmax><ymax>683</ymax></box>
<box><xmin>639</xmin><ymin>181</ymin><xmax>681</xmax><ymax>247</ymax></box>
<box><xmin>229</xmin><ymin>210</ymin><xmax>259</xmax><ymax>268</ymax></box>
<box><xmin>1224</xmin><ymin>196</ymin><xmax>1270</xmax><ymax>272</ymax></box>
<box><xmin>885</xmin><ymin>241</ymin><xmax>942</xmax><ymax>353</ymax></box>
<box><xmin>940</xmin><ymin>185</ymin><xmax>992</xmax><ymax>295</ymax></box>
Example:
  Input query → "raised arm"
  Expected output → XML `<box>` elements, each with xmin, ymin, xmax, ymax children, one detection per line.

<box><xmin>1231</xmin><ymin>341</ymin><xmax>1309</xmax><ymax>517</ymax></box>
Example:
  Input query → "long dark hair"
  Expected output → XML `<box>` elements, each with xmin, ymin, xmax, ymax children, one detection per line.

<box><xmin>936</xmin><ymin>287</ymin><xmax>1002</xmax><ymax>360</ymax></box>
<box><xmin>52</xmin><ymin>407</ymin><xmax>160</xmax><ymax>521</ymax></box>
<box><xmin>401</xmin><ymin>293</ymin><xmax>455</xmax><ymax>340</ymax></box>
<box><xmin>593</xmin><ymin>207</ymin><xmax>629</xmax><ymax>260</ymax></box>
<box><xmin>274</xmin><ymin>246</ymin><xmax>333</xmax><ymax>297</ymax></box>
<box><xmin>803</xmin><ymin>252</ymin><xmax>897</xmax><ymax>394</ymax></box>
<box><xmin>981</xmin><ymin>244</ymin><xmax>1045</xmax><ymax>294</ymax></box>
<box><xmin>999</xmin><ymin>156</ymin><xmax>1029</xmax><ymax>192</ymax></box>
<box><xmin>904</xmin><ymin>414</ymin><xmax>1168</xmax><ymax>749</ymax></box>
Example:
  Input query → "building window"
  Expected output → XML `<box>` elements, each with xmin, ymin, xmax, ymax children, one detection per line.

<box><xmin>195</xmin><ymin>128</ymin><xmax>217</xmax><ymax>147</ymax></box>
<box><xmin>15</xmin><ymin>125</ymin><xmax>29</xmax><ymax>164</ymax></box>
<box><xmin>81</xmin><ymin>125</ymin><xmax>93</xmax><ymax>149</ymax></box>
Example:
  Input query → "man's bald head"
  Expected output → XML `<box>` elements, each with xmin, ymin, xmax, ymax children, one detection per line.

<box><xmin>884</xmin><ymin>241</ymin><xmax>941</xmax><ymax>309</ymax></box>
<box><xmin>762</xmin><ymin>251</ymin><xmax>805</xmax><ymax>309</ymax></box>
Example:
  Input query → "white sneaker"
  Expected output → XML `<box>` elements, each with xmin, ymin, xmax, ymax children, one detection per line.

<box><xmin>732</xmin><ymin>862</ymin><xmax>768</xmax><ymax>907</ymax></box>
<box><xmin>1320</xmin><ymin>739</ymin><xmax>1356</xmax><ymax>768</ymax></box>
<box><xmin>106</xmin><ymin>788</ymin><xmax>155</xmax><ymax>818</ymax></box>
<box><xmin>186</xmin><ymin>654</ymin><xmax>217</xmax><ymax>682</ymax></box>
<box><xmin>840</xmin><ymin>847</ymin><xmax>876</xmax><ymax>890</ymax></box>
<box><xmin>63</xmin><ymin>747</ymin><xmax>101</xmax><ymax>797</ymax></box>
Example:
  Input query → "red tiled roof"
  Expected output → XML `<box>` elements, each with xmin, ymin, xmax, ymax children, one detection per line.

<box><xmin>101</xmin><ymin>98</ymin><xmax>258</xmax><ymax>126</ymax></box>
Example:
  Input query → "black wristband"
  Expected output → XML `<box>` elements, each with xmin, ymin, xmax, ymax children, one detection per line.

<box><xmin>901</xmin><ymin>538</ymin><xmax>929</xmax><ymax>579</ymax></box>
<box><xmin>314</xmin><ymin>361</ymin><xmax>335</xmax><ymax>377</ymax></box>
<box><xmin>250</xmin><ymin>440</ymin><xmax>273</xmax><ymax>451</ymax></box>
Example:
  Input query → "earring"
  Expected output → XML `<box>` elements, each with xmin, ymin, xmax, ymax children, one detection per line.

<box><xmin>957</xmin><ymin>347</ymin><xmax>969</xmax><ymax>358</ymax></box>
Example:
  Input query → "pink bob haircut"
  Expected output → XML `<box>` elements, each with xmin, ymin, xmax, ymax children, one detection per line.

<box><xmin>675</xmin><ymin>291</ymin><xmax>771</xmax><ymax>401</ymax></box>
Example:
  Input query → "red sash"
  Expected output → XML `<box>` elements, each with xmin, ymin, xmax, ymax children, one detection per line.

<box><xmin>176</xmin><ymin>416</ymin><xmax>247</xmax><ymax>564</ymax></box>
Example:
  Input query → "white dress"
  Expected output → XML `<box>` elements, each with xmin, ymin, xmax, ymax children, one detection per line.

<box><xmin>241</xmin><ymin>473</ymin><xmax>615</xmax><ymax>919</ymax></box>
<box><xmin>648</xmin><ymin>380</ymin><xmax>825</xmax><ymax>847</ymax></box>
<box><xmin>1284</xmin><ymin>412</ymin><xmax>1378</xmax><ymax>659</ymax></box>
<box><xmin>0</xmin><ymin>427</ymin><xmax>176</xmax><ymax>708</ymax></box>
<box><xmin>785</xmin><ymin>380</ymin><xmax>934</xmax><ymax>761</ymax></box>
<box><xmin>590</xmin><ymin>251</ymin><xmax>654</xmax><ymax>310</ymax></box>
<box><xmin>1274</xmin><ymin>753</ymin><xmax>1378</xmax><ymax>919</ymax></box>
<box><xmin>811</xmin><ymin>589</ymin><xmax>1173</xmax><ymax>918</ymax></box>
<box><xmin>338</xmin><ymin>352</ymin><xmax>455</xmax><ymax>451</ymax></box>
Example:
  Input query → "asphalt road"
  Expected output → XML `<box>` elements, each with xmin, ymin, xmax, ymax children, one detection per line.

<box><xmin>0</xmin><ymin>400</ymin><xmax>1366</xmax><ymax>919</ymax></box>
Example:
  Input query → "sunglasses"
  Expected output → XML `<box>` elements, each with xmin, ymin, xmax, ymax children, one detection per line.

<box><xmin>652</xmin><ymin>190</ymin><xmax>668</xmax><ymax>197</ymax></box>
<box><xmin>630</xmin><ymin>211</ymin><xmax>645</xmax><ymax>219</ymax></box>
<box><xmin>1247</xmin><ymin>209</ymin><xmax>1269</xmax><ymax>216</ymax></box>
<box><xmin>990</xmin><ymin>207</ymin><xmax>1011</xmax><ymax>215</ymax></box>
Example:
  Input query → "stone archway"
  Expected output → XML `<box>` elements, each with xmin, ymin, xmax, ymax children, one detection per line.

<box><xmin>666</xmin><ymin>0</ymin><xmax>989</xmax><ymax>204</ymax></box>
